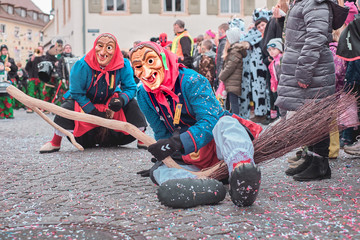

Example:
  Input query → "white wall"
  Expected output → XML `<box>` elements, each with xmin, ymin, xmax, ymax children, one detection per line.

<box><xmin>47</xmin><ymin>0</ymin><xmax>271</xmax><ymax>57</ymax></box>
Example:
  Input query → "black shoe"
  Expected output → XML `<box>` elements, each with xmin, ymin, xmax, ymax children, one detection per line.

<box><xmin>285</xmin><ymin>152</ymin><xmax>312</xmax><ymax>176</ymax></box>
<box><xmin>293</xmin><ymin>155</ymin><xmax>331</xmax><ymax>181</ymax></box>
<box><xmin>229</xmin><ymin>163</ymin><xmax>261</xmax><ymax>207</ymax></box>
<box><xmin>157</xmin><ymin>178</ymin><xmax>226</xmax><ymax>209</ymax></box>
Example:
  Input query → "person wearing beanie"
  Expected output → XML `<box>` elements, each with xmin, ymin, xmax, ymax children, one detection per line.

<box><xmin>344</xmin><ymin>1</ymin><xmax>359</xmax><ymax>26</ymax></box>
<box><xmin>219</xmin><ymin>28</ymin><xmax>247</xmax><ymax>115</ymax></box>
<box><xmin>266</xmin><ymin>38</ymin><xmax>283</xmax><ymax>120</ymax></box>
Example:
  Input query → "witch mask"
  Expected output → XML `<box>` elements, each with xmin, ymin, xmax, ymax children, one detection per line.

<box><xmin>130</xmin><ymin>45</ymin><xmax>165</xmax><ymax>90</ymax></box>
<box><xmin>95</xmin><ymin>36</ymin><xmax>116</xmax><ymax>67</ymax></box>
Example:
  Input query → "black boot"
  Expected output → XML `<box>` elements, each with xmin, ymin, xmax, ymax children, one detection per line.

<box><xmin>293</xmin><ymin>154</ymin><xmax>331</xmax><ymax>181</ymax></box>
<box><xmin>285</xmin><ymin>152</ymin><xmax>312</xmax><ymax>176</ymax></box>
<box><xmin>157</xmin><ymin>178</ymin><xmax>226</xmax><ymax>208</ymax></box>
<box><xmin>229</xmin><ymin>163</ymin><xmax>261</xmax><ymax>207</ymax></box>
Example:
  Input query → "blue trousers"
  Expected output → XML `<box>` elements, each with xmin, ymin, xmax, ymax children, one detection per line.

<box><xmin>153</xmin><ymin>116</ymin><xmax>254</xmax><ymax>185</ymax></box>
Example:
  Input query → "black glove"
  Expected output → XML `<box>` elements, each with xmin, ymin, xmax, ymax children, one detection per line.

<box><xmin>89</xmin><ymin>108</ymin><xmax>106</xmax><ymax>118</ymax></box>
<box><xmin>148</xmin><ymin>131</ymin><xmax>183</xmax><ymax>161</ymax></box>
<box><xmin>108</xmin><ymin>97</ymin><xmax>125</xmax><ymax>112</ymax></box>
<box><xmin>136</xmin><ymin>158</ymin><xmax>158</xmax><ymax>177</ymax></box>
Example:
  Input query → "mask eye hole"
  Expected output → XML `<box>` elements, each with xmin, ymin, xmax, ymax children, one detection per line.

<box><xmin>148</xmin><ymin>58</ymin><xmax>154</xmax><ymax>64</ymax></box>
<box><xmin>107</xmin><ymin>45</ymin><xmax>113</xmax><ymax>51</ymax></box>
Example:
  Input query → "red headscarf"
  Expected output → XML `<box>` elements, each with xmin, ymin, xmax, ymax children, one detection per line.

<box><xmin>131</xmin><ymin>42</ymin><xmax>181</xmax><ymax>116</ymax></box>
<box><xmin>84</xmin><ymin>33</ymin><xmax>124</xmax><ymax>85</ymax></box>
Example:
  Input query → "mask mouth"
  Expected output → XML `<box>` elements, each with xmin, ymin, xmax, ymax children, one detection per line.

<box><xmin>97</xmin><ymin>53</ymin><xmax>109</xmax><ymax>61</ymax></box>
<box><xmin>142</xmin><ymin>72</ymin><xmax>158</xmax><ymax>84</ymax></box>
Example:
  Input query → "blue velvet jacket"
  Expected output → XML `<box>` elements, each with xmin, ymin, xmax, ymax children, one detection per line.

<box><xmin>68</xmin><ymin>57</ymin><xmax>136</xmax><ymax>113</ymax></box>
<box><xmin>137</xmin><ymin>67</ymin><xmax>228</xmax><ymax>155</ymax></box>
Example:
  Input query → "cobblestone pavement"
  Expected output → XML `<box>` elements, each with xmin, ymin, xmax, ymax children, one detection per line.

<box><xmin>1</xmin><ymin>109</ymin><xmax>359</xmax><ymax>239</ymax></box>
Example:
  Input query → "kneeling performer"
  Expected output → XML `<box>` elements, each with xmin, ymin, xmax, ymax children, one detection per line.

<box><xmin>40</xmin><ymin>33</ymin><xmax>147</xmax><ymax>152</ymax></box>
<box><xmin>130</xmin><ymin>42</ymin><xmax>262</xmax><ymax>208</ymax></box>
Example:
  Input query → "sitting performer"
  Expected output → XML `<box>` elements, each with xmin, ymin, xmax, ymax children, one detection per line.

<box><xmin>40</xmin><ymin>33</ymin><xmax>147</xmax><ymax>153</ymax></box>
<box><xmin>130</xmin><ymin>42</ymin><xmax>262</xmax><ymax>208</ymax></box>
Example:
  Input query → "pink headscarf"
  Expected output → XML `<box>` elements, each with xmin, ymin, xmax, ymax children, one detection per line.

<box><xmin>130</xmin><ymin>42</ymin><xmax>181</xmax><ymax>116</ymax></box>
<box><xmin>84</xmin><ymin>33</ymin><xmax>124</xmax><ymax>86</ymax></box>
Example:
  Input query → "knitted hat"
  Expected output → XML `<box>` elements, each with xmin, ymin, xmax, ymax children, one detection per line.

<box><xmin>267</xmin><ymin>38</ymin><xmax>283</xmax><ymax>52</ymax></box>
<box><xmin>205</xmin><ymin>29</ymin><xmax>215</xmax><ymax>38</ymax></box>
<box><xmin>0</xmin><ymin>44</ymin><xmax>8</xmax><ymax>51</ymax></box>
<box><xmin>344</xmin><ymin>1</ymin><xmax>359</xmax><ymax>25</ymax></box>
<box><xmin>226</xmin><ymin>28</ymin><xmax>244</xmax><ymax>44</ymax></box>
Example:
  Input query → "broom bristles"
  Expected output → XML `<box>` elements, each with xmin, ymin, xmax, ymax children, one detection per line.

<box><xmin>253</xmin><ymin>90</ymin><xmax>359</xmax><ymax>164</ymax></box>
<box><xmin>204</xmin><ymin>90</ymin><xmax>359</xmax><ymax>180</ymax></box>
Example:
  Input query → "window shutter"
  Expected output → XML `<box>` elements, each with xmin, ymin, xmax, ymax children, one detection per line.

<box><xmin>130</xmin><ymin>0</ymin><xmax>142</xmax><ymax>13</ymax></box>
<box><xmin>188</xmin><ymin>0</ymin><xmax>200</xmax><ymax>14</ymax></box>
<box><xmin>207</xmin><ymin>0</ymin><xmax>218</xmax><ymax>15</ymax></box>
<box><xmin>149</xmin><ymin>0</ymin><xmax>161</xmax><ymax>14</ymax></box>
<box><xmin>243</xmin><ymin>0</ymin><xmax>255</xmax><ymax>16</ymax></box>
<box><xmin>88</xmin><ymin>0</ymin><xmax>102</xmax><ymax>13</ymax></box>
<box><xmin>267</xmin><ymin>0</ymin><xmax>278</xmax><ymax>8</ymax></box>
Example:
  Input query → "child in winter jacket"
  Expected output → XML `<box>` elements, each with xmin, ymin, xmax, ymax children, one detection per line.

<box><xmin>266</xmin><ymin>38</ymin><xmax>283</xmax><ymax>119</ymax></box>
<box><xmin>219</xmin><ymin>28</ymin><xmax>247</xmax><ymax>115</ymax></box>
<box><xmin>198</xmin><ymin>40</ymin><xmax>216</xmax><ymax>88</ymax></box>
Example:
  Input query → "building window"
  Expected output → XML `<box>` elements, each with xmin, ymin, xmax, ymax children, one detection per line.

<box><xmin>33</xmin><ymin>12</ymin><xmax>38</xmax><ymax>20</ymax></box>
<box><xmin>14</xmin><ymin>27</ymin><xmax>20</xmax><ymax>38</ymax></box>
<box><xmin>220</xmin><ymin>0</ymin><xmax>240</xmax><ymax>14</ymax></box>
<box><xmin>21</xmin><ymin>9</ymin><xmax>26</xmax><ymax>17</ymax></box>
<box><xmin>105</xmin><ymin>0</ymin><xmax>126</xmax><ymax>11</ymax></box>
<box><xmin>8</xmin><ymin>5</ymin><xmax>14</xmax><ymax>14</ymax></box>
<box><xmin>0</xmin><ymin>24</ymin><xmax>6</xmax><ymax>34</ymax></box>
<box><xmin>164</xmin><ymin>0</ymin><xmax>184</xmax><ymax>13</ymax></box>
<box><xmin>27</xmin><ymin>29</ymin><xmax>32</xmax><ymax>41</ymax></box>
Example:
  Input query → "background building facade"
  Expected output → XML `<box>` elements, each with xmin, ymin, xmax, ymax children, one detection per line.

<box><xmin>43</xmin><ymin>0</ymin><xmax>277</xmax><ymax>56</ymax></box>
<box><xmin>0</xmin><ymin>0</ymin><xmax>49</xmax><ymax>66</ymax></box>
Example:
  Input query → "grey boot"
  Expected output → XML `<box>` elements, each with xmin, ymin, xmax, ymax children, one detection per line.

<box><xmin>293</xmin><ymin>154</ymin><xmax>331</xmax><ymax>181</ymax></box>
<box><xmin>157</xmin><ymin>178</ymin><xmax>226</xmax><ymax>209</ymax></box>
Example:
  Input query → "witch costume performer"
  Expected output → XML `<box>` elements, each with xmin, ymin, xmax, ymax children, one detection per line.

<box><xmin>130</xmin><ymin>42</ymin><xmax>263</xmax><ymax>208</ymax></box>
<box><xmin>39</xmin><ymin>33</ymin><xmax>147</xmax><ymax>153</ymax></box>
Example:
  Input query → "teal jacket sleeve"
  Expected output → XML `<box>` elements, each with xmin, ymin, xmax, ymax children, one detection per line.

<box><xmin>116</xmin><ymin>59</ymin><xmax>136</xmax><ymax>106</ymax></box>
<box><xmin>69</xmin><ymin>58</ymin><xmax>95</xmax><ymax>113</ymax></box>
<box><xmin>180</xmin><ymin>71</ymin><xmax>225</xmax><ymax>154</ymax></box>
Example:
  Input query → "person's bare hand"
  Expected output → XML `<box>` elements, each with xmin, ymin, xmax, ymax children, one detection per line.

<box><xmin>105</xmin><ymin>109</ymin><xmax>115</xmax><ymax>119</ymax></box>
<box><xmin>242</xmin><ymin>41</ymin><xmax>250</xmax><ymax>50</ymax></box>
<box><xmin>272</xmin><ymin>6</ymin><xmax>281</xmax><ymax>18</ymax></box>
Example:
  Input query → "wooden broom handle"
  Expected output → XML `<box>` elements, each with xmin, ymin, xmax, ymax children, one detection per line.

<box><xmin>31</xmin><ymin>106</ymin><xmax>84</xmax><ymax>151</ymax></box>
<box><xmin>7</xmin><ymin>85</ymin><xmax>218</xmax><ymax>177</ymax></box>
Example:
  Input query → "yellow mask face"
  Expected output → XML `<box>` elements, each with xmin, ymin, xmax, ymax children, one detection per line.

<box><xmin>130</xmin><ymin>47</ymin><xmax>165</xmax><ymax>90</ymax></box>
